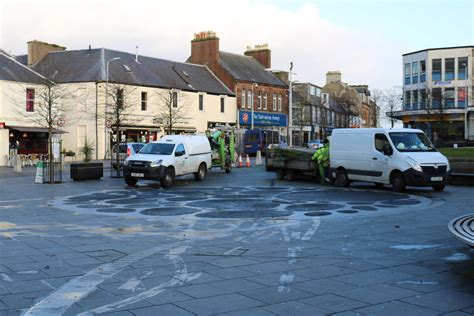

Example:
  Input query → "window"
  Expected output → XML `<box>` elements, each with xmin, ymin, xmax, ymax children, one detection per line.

<box><xmin>458</xmin><ymin>87</ymin><xmax>467</xmax><ymax>108</ymax></box>
<box><xmin>412</xmin><ymin>62</ymin><xmax>419</xmax><ymax>84</ymax></box>
<box><xmin>220</xmin><ymin>96</ymin><xmax>225</xmax><ymax>113</ymax></box>
<box><xmin>412</xmin><ymin>90</ymin><xmax>419</xmax><ymax>110</ymax></box>
<box><xmin>141</xmin><ymin>92</ymin><xmax>147</xmax><ymax>111</ymax></box>
<box><xmin>26</xmin><ymin>88</ymin><xmax>35</xmax><ymax>112</ymax></box>
<box><xmin>432</xmin><ymin>59</ymin><xmax>441</xmax><ymax>81</ymax></box>
<box><xmin>172</xmin><ymin>91</ymin><xmax>178</xmax><ymax>108</ymax></box>
<box><xmin>199</xmin><ymin>94</ymin><xmax>204</xmax><ymax>111</ymax></box>
<box><xmin>375</xmin><ymin>134</ymin><xmax>391</xmax><ymax>153</ymax></box>
<box><xmin>116</xmin><ymin>88</ymin><xmax>124</xmax><ymax>108</ymax></box>
<box><xmin>175</xmin><ymin>144</ymin><xmax>185</xmax><ymax>156</ymax></box>
<box><xmin>458</xmin><ymin>57</ymin><xmax>468</xmax><ymax>80</ymax></box>
<box><xmin>258</xmin><ymin>92</ymin><xmax>262</xmax><ymax>109</ymax></box>
<box><xmin>404</xmin><ymin>90</ymin><xmax>411</xmax><ymax>110</ymax></box>
<box><xmin>432</xmin><ymin>88</ymin><xmax>442</xmax><ymax>109</ymax></box>
<box><xmin>241</xmin><ymin>89</ymin><xmax>246</xmax><ymax>108</ymax></box>
<box><xmin>404</xmin><ymin>63</ymin><xmax>411</xmax><ymax>85</ymax></box>
<box><xmin>420</xmin><ymin>89</ymin><xmax>427</xmax><ymax>110</ymax></box>
<box><xmin>272</xmin><ymin>93</ymin><xmax>277</xmax><ymax>110</ymax></box>
<box><xmin>444</xmin><ymin>58</ymin><xmax>455</xmax><ymax>81</ymax></box>
<box><xmin>310</xmin><ymin>86</ymin><xmax>316</xmax><ymax>96</ymax></box>
<box><xmin>263</xmin><ymin>93</ymin><xmax>267</xmax><ymax>110</ymax></box>
<box><xmin>445</xmin><ymin>88</ymin><xmax>455</xmax><ymax>108</ymax></box>
<box><xmin>420</xmin><ymin>60</ymin><xmax>426</xmax><ymax>82</ymax></box>
<box><xmin>277</xmin><ymin>94</ymin><xmax>282</xmax><ymax>111</ymax></box>
<box><xmin>247</xmin><ymin>90</ymin><xmax>252</xmax><ymax>109</ymax></box>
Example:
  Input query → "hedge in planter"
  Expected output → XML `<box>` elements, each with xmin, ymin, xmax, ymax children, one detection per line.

<box><xmin>70</xmin><ymin>138</ymin><xmax>103</xmax><ymax>181</ymax></box>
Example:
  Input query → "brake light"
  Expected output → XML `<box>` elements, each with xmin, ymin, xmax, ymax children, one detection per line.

<box><xmin>127</xmin><ymin>147</ymin><xmax>131</xmax><ymax>157</ymax></box>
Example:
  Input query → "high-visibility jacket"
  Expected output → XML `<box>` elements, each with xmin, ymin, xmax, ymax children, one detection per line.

<box><xmin>311</xmin><ymin>144</ymin><xmax>330</xmax><ymax>167</ymax></box>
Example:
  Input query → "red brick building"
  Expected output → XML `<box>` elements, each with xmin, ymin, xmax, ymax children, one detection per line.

<box><xmin>188</xmin><ymin>31</ymin><xmax>288</xmax><ymax>134</ymax></box>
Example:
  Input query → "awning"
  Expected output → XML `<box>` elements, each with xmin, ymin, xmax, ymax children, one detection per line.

<box><xmin>7</xmin><ymin>126</ymin><xmax>66</xmax><ymax>134</ymax></box>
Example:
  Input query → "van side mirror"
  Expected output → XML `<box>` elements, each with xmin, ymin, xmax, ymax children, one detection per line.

<box><xmin>175</xmin><ymin>150</ymin><xmax>185</xmax><ymax>157</ymax></box>
<box><xmin>382</xmin><ymin>145</ymin><xmax>393</xmax><ymax>156</ymax></box>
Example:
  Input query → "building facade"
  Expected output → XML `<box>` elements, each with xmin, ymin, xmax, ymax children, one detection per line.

<box><xmin>0</xmin><ymin>41</ymin><xmax>236</xmax><ymax>165</ymax></box>
<box><xmin>188</xmin><ymin>31</ymin><xmax>289</xmax><ymax>137</ymax></box>
<box><xmin>390</xmin><ymin>46</ymin><xmax>473</xmax><ymax>143</ymax></box>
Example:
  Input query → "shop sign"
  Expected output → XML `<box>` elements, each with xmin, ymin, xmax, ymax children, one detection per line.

<box><xmin>0</xmin><ymin>122</ymin><xmax>5</xmax><ymax>128</ymax></box>
<box><xmin>239</xmin><ymin>111</ymin><xmax>287</xmax><ymax>127</ymax></box>
<box><xmin>433</xmin><ymin>81</ymin><xmax>452</xmax><ymax>86</ymax></box>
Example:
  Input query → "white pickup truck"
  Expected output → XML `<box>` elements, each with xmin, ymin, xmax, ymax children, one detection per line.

<box><xmin>123</xmin><ymin>135</ymin><xmax>212</xmax><ymax>188</ymax></box>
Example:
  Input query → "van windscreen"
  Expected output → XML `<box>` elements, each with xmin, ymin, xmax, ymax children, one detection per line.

<box><xmin>389</xmin><ymin>132</ymin><xmax>436</xmax><ymax>152</ymax></box>
<box><xmin>140</xmin><ymin>143</ymin><xmax>175</xmax><ymax>155</ymax></box>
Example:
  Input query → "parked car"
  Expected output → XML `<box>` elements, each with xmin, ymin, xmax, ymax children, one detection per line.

<box><xmin>329</xmin><ymin>128</ymin><xmax>450</xmax><ymax>192</ymax></box>
<box><xmin>307</xmin><ymin>139</ymin><xmax>323</xmax><ymax>150</ymax></box>
<box><xmin>111</xmin><ymin>142</ymin><xmax>145</xmax><ymax>169</ymax></box>
<box><xmin>123</xmin><ymin>135</ymin><xmax>212</xmax><ymax>188</ymax></box>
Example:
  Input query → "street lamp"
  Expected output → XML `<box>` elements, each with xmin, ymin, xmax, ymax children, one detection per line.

<box><xmin>251</xmin><ymin>83</ymin><xmax>258</xmax><ymax>130</ymax></box>
<box><xmin>461</xmin><ymin>62</ymin><xmax>468</xmax><ymax>140</ymax></box>
<box><xmin>105</xmin><ymin>57</ymin><xmax>121</xmax><ymax>159</ymax></box>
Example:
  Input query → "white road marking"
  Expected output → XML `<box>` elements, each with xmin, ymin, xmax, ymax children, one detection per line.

<box><xmin>18</xmin><ymin>270</ymin><xmax>38</xmax><ymax>274</ymax></box>
<box><xmin>224</xmin><ymin>247</ymin><xmax>243</xmax><ymax>256</ymax></box>
<box><xmin>78</xmin><ymin>247</ymin><xmax>201</xmax><ymax>315</ymax></box>
<box><xmin>41</xmin><ymin>280</ymin><xmax>56</xmax><ymax>290</ymax></box>
<box><xmin>444</xmin><ymin>252</ymin><xmax>471</xmax><ymax>262</ymax></box>
<box><xmin>23</xmin><ymin>241</ymin><xmax>186</xmax><ymax>315</ymax></box>
<box><xmin>280</xmin><ymin>225</ymin><xmax>291</xmax><ymax>242</ymax></box>
<box><xmin>287</xmin><ymin>246</ymin><xmax>302</xmax><ymax>265</ymax></box>
<box><xmin>278</xmin><ymin>272</ymin><xmax>294</xmax><ymax>293</ymax></box>
<box><xmin>397</xmin><ymin>280</ymin><xmax>439</xmax><ymax>285</ymax></box>
<box><xmin>301</xmin><ymin>218</ymin><xmax>321</xmax><ymax>241</ymax></box>
<box><xmin>1</xmin><ymin>273</ymin><xmax>13</xmax><ymax>282</ymax></box>
<box><xmin>391</xmin><ymin>244</ymin><xmax>442</xmax><ymax>250</ymax></box>
<box><xmin>118</xmin><ymin>277</ymin><xmax>143</xmax><ymax>292</ymax></box>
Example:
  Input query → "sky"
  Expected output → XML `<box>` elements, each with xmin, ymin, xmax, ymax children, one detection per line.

<box><xmin>1</xmin><ymin>0</ymin><xmax>473</xmax><ymax>92</ymax></box>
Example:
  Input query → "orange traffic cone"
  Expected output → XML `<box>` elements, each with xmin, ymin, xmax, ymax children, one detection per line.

<box><xmin>238</xmin><ymin>154</ymin><xmax>243</xmax><ymax>168</ymax></box>
<box><xmin>245</xmin><ymin>154</ymin><xmax>251</xmax><ymax>167</ymax></box>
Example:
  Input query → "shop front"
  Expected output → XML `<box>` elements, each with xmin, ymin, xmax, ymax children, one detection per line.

<box><xmin>238</xmin><ymin>110</ymin><xmax>287</xmax><ymax>137</ymax></box>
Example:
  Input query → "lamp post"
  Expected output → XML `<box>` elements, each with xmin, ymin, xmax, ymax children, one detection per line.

<box><xmin>288</xmin><ymin>62</ymin><xmax>295</xmax><ymax>146</ymax></box>
<box><xmin>251</xmin><ymin>83</ymin><xmax>258</xmax><ymax>130</ymax></box>
<box><xmin>105</xmin><ymin>57</ymin><xmax>120</xmax><ymax>159</ymax></box>
<box><xmin>462</xmin><ymin>62</ymin><xmax>468</xmax><ymax>141</ymax></box>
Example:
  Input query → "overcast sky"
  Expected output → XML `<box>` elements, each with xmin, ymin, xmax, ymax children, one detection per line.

<box><xmin>1</xmin><ymin>0</ymin><xmax>472</xmax><ymax>91</ymax></box>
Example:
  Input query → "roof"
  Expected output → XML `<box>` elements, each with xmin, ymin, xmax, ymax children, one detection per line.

<box><xmin>219</xmin><ymin>51</ymin><xmax>287</xmax><ymax>87</ymax></box>
<box><xmin>0</xmin><ymin>51</ymin><xmax>45</xmax><ymax>84</ymax></box>
<box><xmin>15</xmin><ymin>54</ymin><xmax>28</xmax><ymax>65</ymax></box>
<box><xmin>332</xmin><ymin>127</ymin><xmax>423</xmax><ymax>134</ymax></box>
<box><xmin>403</xmin><ymin>46</ymin><xmax>474</xmax><ymax>56</ymax></box>
<box><xmin>33</xmin><ymin>48</ymin><xmax>234</xmax><ymax>96</ymax></box>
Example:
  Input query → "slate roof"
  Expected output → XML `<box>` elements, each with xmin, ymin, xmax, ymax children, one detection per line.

<box><xmin>219</xmin><ymin>52</ymin><xmax>287</xmax><ymax>87</ymax></box>
<box><xmin>33</xmin><ymin>48</ymin><xmax>234</xmax><ymax>96</ymax></box>
<box><xmin>0</xmin><ymin>50</ymin><xmax>45</xmax><ymax>84</ymax></box>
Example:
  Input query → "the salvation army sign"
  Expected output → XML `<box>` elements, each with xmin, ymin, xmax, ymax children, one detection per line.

<box><xmin>239</xmin><ymin>111</ymin><xmax>287</xmax><ymax>127</ymax></box>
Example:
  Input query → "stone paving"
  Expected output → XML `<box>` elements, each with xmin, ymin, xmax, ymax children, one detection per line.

<box><xmin>0</xmin><ymin>163</ymin><xmax>473</xmax><ymax>315</ymax></box>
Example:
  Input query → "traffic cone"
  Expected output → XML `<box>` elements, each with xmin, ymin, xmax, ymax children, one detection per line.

<box><xmin>238</xmin><ymin>154</ymin><xmax>243</xmax><ymax>168</ymax></box>
<box><xmin>245</xmin><ymin>154</ymin><xmax>251</xmax><ymax>167</ymax></box>
<box><xmin>255</xmin><ymin>150</ymin><xmax>262</xmax><ymax>166</ymax></box>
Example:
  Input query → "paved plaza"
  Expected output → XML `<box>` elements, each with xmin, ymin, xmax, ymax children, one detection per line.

<box><xmin>0</xmin><ymin>163</ymin><xmax>473</xmax><ymax>315</ymax></box>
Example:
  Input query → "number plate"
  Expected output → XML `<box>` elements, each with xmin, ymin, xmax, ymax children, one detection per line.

<box><xmin>131</xmin><ymin>173</ymin><xmax>144</xmax><ymax>178</ymax></box>
<box><xmin>430</xmin><ymin>176</ymin><xmax>443</xmax><ymax>181</ymax></box>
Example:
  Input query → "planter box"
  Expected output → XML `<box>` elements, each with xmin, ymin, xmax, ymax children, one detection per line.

<box><xmin>70</xmin><ymin>163</ymin><xmax>103</xmax><ymax>181</ymax></box>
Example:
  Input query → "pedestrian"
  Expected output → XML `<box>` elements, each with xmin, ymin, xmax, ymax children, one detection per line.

<box><xmin>311</xmin><ymin>138</ymin><xmax>330</xmax><ymax>184</ymax></box>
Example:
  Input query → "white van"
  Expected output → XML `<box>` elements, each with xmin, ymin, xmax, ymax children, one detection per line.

<box><xmin>123</xmin><ymin>135</ymin><xmax>212</xmax><ymax>188</ymax></box>
<box><xmin>329</xmin><ymin>128</ymin><xmax>450</xmax><ymax>192</ymax></box>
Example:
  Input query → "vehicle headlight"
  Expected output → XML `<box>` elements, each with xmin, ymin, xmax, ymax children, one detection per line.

<box><xmin>124</xmin><ymin>159</ymin><xmax>130</xmax><ymax>166</ymax></box>
<box><xmin>150</xmin><ymin>159</ymin><xmax>162</xmax><ymax>167</ymax></box>
<box><xmin>406</xmin><ymin>156</ymin><xmax>422</xmax><ymax>172</ymax></box>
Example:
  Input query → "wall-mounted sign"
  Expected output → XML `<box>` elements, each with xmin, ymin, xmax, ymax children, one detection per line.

<box><xmin>433</xmin><ymin>81</ymin><xmax>452</xmax><ymax>86</ymax></box>
<box><xmin>0</xmin><ymin>122</ymin><xmax>5</xmax><ymax>129</ymax></box>
<box><xmin>239</xmin><ymin>111</ymin><xmax>287</xmax><ymax>127</ymax></box>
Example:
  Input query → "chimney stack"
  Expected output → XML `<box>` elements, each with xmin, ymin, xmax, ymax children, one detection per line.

<box><xmin>326</xmin><ymin>71</ymin><xmax>342</xmax><ymax>84</ymax></box>
<box><xmin>27</xmin><ymin>40</ymin><xmax>65</xmax><ymax>66</ymax></box>
<box><xmin>190</xmin><ymin>31</ymin><xmax>219</xmax><ymax>68</ymax></box>
<box><xmin>244</xmin><ymin>44</ymin><xmax>271</xmax><ymax>69</ymax></box>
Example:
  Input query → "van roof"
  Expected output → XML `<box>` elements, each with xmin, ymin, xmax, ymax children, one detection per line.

<box><xmin>151</xmin><ymin>135</ymin><xmax>208</xmax><ymax>143</ymax></box>
<box><xmin>332</xmin><ymin>128</ymin><xmax>423</xmax><ymax>134</ymax></box>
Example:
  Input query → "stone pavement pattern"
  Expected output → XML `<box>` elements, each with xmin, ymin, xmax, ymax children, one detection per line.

<box><xmin>0</xmin><ymin>165</ymin><xmax>473</xmax><ymax>315</ymax></box>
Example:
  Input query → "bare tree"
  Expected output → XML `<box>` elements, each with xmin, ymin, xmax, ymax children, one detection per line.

<box><xmin>14</xmin><ymin>73</ymin><xmax>78</xmax><ymax>183</ymax></box>
<box><xmin>332</xmin><ymin>93</ymin><xmax>359</xmax><ymax>128</ymax></box>
<box><xmin>370</xmin><ymin>89</ymin><xmax>384</xmax><ymax>127</ymax></box>
<box><xmin>291</xmin><ymin>102</ymin><xmax>311</xmax><ymax>146</ymax></box>
<box><xmin>382</xmin><ymin>89</ymin><xmax>403</xmax><ymax>128</ymax></box>
<box><xmin>153</xmin><ymin>90</ymin><xmax>190</xmax><ymax>135</ymax></box>
<box><xmin>103</xmin><ymin>83</ymin><xmax>140</xmax><ymax>176</ymax></box>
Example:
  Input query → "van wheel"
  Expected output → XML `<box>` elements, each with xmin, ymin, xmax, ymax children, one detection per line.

<box><xmin>125</xmin><ymin>178</ymin><xmax>137</xmax><ymax>187</ymax></box>
<box><xmin>432</xmin><ymin>185</ymin><xmax>445</xmax><ymax>191</ymax></box>
<box><xmin>391</xmin><ymin>172</ymin><xmax>406</xmax><ymax>192</ymax></box>
<box><xmin>286</xmin><ymin>169</ymin><xmax>295</xmax><ymax>181</ymax></box>
<box><xmin>335</xmin><ymin>169</ymin><xmax>349</xmax><ymax>187</ymax></box>
<box><xmin>276</xmin><ymin>168</ymin><xmax>286</xmax><ymax>180</ymax></box>
<box><xmin>194</xmin><ymin>163</ymin><xmax>207</xmax><ymax>181</ymax></box>
<box><xmin>161</xmin><ymin>168</ymin><xmax>175</xmax><ymax>188</ymax></box>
